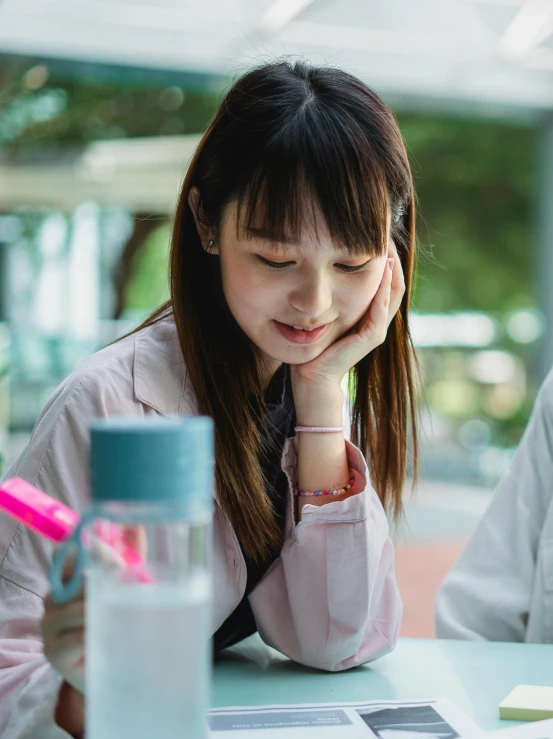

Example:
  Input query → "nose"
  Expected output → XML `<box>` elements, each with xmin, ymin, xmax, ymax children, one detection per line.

<box><xmin>289</xmin><ymin>269</ymin><xmax>333</xmax><ymax>319</ymax></box>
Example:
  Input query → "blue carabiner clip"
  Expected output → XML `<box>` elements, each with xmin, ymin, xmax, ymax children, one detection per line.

<box><xmin>50</xmin><ymin>510</ymin><xmax>94</xmax><ymax>604</ymax></box>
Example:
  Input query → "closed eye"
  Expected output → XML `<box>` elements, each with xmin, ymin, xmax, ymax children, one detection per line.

<box><xmin>257</xmin><ymin>256</ymin><xmax>372</xmax><ymax>272</ymax></box>
<box><xmin>336</xmin><ymin>261</ymin><xmax>372</xmax><ymax>273</ymax></box>
<box><xmin>257</xmin><ymin>256</ymin><xmax>295</xmax><ymax>269</ymax></box>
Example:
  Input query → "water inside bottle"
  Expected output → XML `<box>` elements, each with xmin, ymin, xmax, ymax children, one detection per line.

<box><xmin>87</xmin><ymin>572</ymin><xmax>211</xmax><ymax>739</ymax></box>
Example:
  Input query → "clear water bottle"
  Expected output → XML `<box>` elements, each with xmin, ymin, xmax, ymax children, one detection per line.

<box><xmin>51</xmin><ymin>416</ymin><xmax>214</xmax><ymax>739</ymax></box>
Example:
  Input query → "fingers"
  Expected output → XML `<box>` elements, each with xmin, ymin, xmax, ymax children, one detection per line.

<box><xmin>59</xmin><ymin>550</ymin><xmax>77</xmax><ymax>584</ymax></box>
<box><xmin>44</xmin><ymin>627</ymin><xmax>84</xmax><ymax>655</ymax></box>
<box><xmin>387</xmin><ymin>241</ymin><xmax>406</xmax><ymax>324</ymax></box>
<box><xmin>91</xmin><ymin>536</ymin><xmax>127</xmax><ymax>569</ymax></box>
<box><xmin>122</xmin><ymin>525</ymin><xmax>148</xmax><ymax>559</ymax></box>
<box><xmin>93</xmin><ymin>522</ymin><xmax>145</xmax><ymax>566</ymax></box>
<box><xmin>51</xmin><ymin>537</ymin><xmax>122</xmax><ymax>603</ymax></box>
<box><xmin>358</xmin><ymin>257</ymin><xmax>393</xmax><ymax>344</ymax></box>
<box><xmin>50</xmin><ymin>549</ymin><xmax>84</xmax><ymax>600</ymax></box>
<box><xmin>290</xmin><ymin>243</ymin><xmax>407</xmax><ymax>384</ymax></box>
<box><xmin>41</xmin><ymin>592</ymin><xmax>86</xmax><ymax>694</ymax></box>
<box><xmin>42</xmin><ymin>595</ymin><xmax>85</xmax><ymax>663</ymax></box>
<box><xmin>41</xmin><ymin>596</ymin><xmax>84</xmax><ymax>637</ymax></box>
<box><xmin>44</xmin><ymin>631</ymin><xmax>85</xmax><ymax>693</ymax></box>
<box><xmin>45</xmin><ymin>632</ymin><xmax>84</xmax><ymax>670</ymax></box>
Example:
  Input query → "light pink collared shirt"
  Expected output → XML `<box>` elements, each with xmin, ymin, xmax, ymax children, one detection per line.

<box><xmin>0</xmin><ymin>317</ymin><xmax>401</xmax><ymax>738</ymax></box>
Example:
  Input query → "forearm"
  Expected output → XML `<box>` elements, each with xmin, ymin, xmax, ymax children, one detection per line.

<box><xmin>295</xmin><ymin>382</ymin><xmax>352</xmax><ymax>517</ymax></box>
<box><xmin>253</xmin><ymin>438</ymin><xmax>399</xmax><ymax>670</ymax></box>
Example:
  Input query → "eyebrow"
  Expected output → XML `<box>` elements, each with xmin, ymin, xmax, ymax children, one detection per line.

<box><xmin>245</xmin><ymin>227</ymin><xmax>297</xmax><ymax>253</ymax></box>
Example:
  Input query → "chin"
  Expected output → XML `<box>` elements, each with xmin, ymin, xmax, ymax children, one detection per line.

<box><xmin>264</xmin><ymin>343</ymin><xmax>327</xmax><ymax>365</ymax></box>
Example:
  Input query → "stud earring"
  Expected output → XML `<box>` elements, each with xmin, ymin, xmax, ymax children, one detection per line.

<box><xmin>207</xmin><ymin>239</ymin><xmax>214</xmax><ymax>248</ymax></box>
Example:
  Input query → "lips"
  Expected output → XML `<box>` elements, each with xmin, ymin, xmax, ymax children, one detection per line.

<box><xmin>273</xmin><ymin>320</ymin><xmax>330</xmax><ymax>345</ymax></box>
<box><xmin>290</xmin><ymin>324</ymin><xmax>325</xmax><ymax>331</ymax></box>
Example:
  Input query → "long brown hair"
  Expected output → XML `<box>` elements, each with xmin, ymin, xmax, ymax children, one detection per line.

<box><xmin>133</xmin><ymin>60</ymin><xmax>419</xmax><ymax>561</ymax></box>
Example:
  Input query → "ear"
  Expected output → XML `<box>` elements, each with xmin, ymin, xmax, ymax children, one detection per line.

<box><xmin>187</xmin><ymin>187</ymin><xmax>218</xmax><ymax>254</ymax></box>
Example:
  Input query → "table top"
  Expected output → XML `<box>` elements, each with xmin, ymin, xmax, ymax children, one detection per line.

<box><xmin>213</xmin><ymin>636</ymin><xmax>553</xmax><ymax>732</ymax></box>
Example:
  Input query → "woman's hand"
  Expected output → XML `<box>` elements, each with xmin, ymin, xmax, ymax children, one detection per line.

<box><xmin>41</xmin><ymin>526</ymin><xmax>144</xmax><ymax>736</ymax></box>
<box><xmin>41</xmin><ymin>552</ymin><xmax>86</xmax><ymax>737</ymax></box>
<box><xmin>293</xmin><ymin>246</ymin><xmax>405</xmax><ymax>392</ymax></box>
<box><xmin>41</xmin><ymin>552</ymin><xmax>85</xmax><ymax>696</ymax></box>
<box><xmin>41</xmin><ymin>525</ymin><xmax>145</xmax><ymax>693</ymax></box>
<box><xmin>291</xmin><ymin>246</ymin><xmax>405</xmax><ymax>514</ymax></box>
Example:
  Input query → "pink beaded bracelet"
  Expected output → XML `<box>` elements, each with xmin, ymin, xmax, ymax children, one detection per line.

<box><xmin>294</xmin><ymin>426</ymin><xmax>345</xmax><ymax>433</ymax></box>
<box><xmin>294</xmin><ymin>468</ymin><xmax>355</xmax><ymax>497</ymax></box>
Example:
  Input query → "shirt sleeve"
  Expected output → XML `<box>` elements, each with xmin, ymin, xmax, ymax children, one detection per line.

<box><xmin>0</xmin><ymin>577</ymin><xmax>68</xmax><ymax>739</ymax></box>
<box><xmin>435</xmin><ymin>370</ymin><xmax>553</xmax><ymax>642</ymax></box>
<box><xmin>248</xmin><ymin>436</ymin><xmax>402</xmax><ymax>671</ymax></box>
<box><xmin>0</xmin><ymin>361</ymin><xmax>143</xmax><ymax>737</ymax></box>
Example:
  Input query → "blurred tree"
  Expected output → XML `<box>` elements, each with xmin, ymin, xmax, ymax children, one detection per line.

<box><xmin>0</xmin><ymin>53</ymin><xmax>219</xmax><ymax>316</ymax></box>
<box><xmin>0</xmin><ymin>53</ymin><xmax>220</xmax><ymax>160</ymax></box>
<box><xmin>0</xmin><ymin>54</ymin><xmax>538</xmax><ymax>321</ymax></box>
<box><xmin>397</xmin><ymin>114</ymin><xmax>537</xmax><ymax>314</ymax></box>
<box><xmin>123</xmin><ymin>222</ymin><xmax>171</xmax><ymax>317</ymax></box>
<box><xmin>1</xmin><ymin>54</ymin><xmax>543</xmax><ymax>466</ymax></box>
<box><xmin>112</xmin><ymin>215</ymin><xmax>168</xmax><ymax>318</ymax></box>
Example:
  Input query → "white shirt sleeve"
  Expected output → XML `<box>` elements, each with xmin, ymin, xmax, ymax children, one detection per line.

<box><xmin>436</xmin><ymin>369</ymin><xmax>553</xmax><ymax>641</ymax></box>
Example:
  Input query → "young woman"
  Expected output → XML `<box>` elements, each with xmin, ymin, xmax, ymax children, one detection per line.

<box><xmin>0</xmin><ymin>60</ymin><xmax>419</xmax><ymax>737</ymax></box>
<box><xmin>436</xmin><ymin>367</ymin><xmax>553</xmax><ymax>643</ymax></box>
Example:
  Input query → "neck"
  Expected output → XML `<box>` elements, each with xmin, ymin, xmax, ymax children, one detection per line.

<box><xmin>260</xmin><ymin>357</ymin><xmax>283</xmax><ymax>393</ymax></box>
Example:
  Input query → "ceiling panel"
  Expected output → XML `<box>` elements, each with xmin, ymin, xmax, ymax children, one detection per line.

<box><xmin>0</xmin><ymin>0</ymin><xmax>552</xmax><ymax>112</ymax></box>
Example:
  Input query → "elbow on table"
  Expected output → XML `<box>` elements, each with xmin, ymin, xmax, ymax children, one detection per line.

<box><xmin>315</xmin><ymin>581</ymin><xmax>403</xmax><ymax>672</ymax></box>
<box><xmin>302</xmin><ymin>616</ymin><xmax>400</xmax><ymax>673</ymax></box>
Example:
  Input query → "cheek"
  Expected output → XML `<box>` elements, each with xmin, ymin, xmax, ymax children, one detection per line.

<box><xmin>338</xmin><ymin>272</ymin><xmax>383</xmax><ymax>324</ymax></box>
<box><xmin>223</xmin><ymin>262</ymin><xmax>277</xmax><ymax>319</ymax></box>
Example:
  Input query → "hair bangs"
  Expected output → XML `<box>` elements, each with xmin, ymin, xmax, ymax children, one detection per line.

<box><xmin>233</xmin><ymin>111</ymin><xmax>391</xmax><ymax>257</ymax></box>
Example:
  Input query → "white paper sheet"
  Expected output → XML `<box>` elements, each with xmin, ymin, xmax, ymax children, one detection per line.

<box><xmin>485</xmin><ymin>718</ymin><xmax>553</xmax><ymax>739</ymax></box>
<box><xmin>209</xmin><ymin>697</ymin><xmax>485</xmax><ymax>739</ymax></box>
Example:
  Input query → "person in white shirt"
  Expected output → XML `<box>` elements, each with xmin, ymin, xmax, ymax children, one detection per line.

<box><xmin>436</xmin><ymin>367</ymin><xmax>553</xmax><ymax>643</ymax></box>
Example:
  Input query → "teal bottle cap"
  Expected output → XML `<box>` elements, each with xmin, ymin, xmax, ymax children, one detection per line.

<box><xmin>90</xmin><ymin>416</ymin><xmax>214</xmax><ymax>516</ymax></box>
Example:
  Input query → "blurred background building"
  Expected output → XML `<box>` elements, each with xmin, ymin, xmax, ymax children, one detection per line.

<box><xmin>1</xmin><ymin>0</ymin><xmax>553</xmax><ymax>637</ymax></box>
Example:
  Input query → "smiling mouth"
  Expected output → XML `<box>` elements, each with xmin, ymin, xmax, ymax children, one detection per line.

<box><xmin>273</xmin><ymin>320</ymin><xmax>332</xmax><ymax>344</ymax></box>
<box><xmin>288</xmin><ymin>324</ymin><xmax>326</xmax><ymax>331</ymax></box>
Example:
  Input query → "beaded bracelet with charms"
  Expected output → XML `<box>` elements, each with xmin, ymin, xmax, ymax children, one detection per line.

<box><xmin>294</xmin><ymin>468</ymin><xmax>355</xmax><ymax>497</ymax></box>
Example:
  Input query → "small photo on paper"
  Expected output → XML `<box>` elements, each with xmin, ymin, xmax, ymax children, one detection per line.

<box><xmin>358</xmin><ymin>704</ymin><xmax>460</xmax><ymax>739</ymax></box>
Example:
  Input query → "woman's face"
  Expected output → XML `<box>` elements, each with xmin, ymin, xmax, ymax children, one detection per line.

<box><xmin>216</xmin><ymin>201</ymin><xmax>390</xmax><ymax>379</ymax></box>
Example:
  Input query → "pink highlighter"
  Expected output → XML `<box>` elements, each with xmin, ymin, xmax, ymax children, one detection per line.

<box><xmin>0</xmin><ymin>477</ymin><xmax>152</xmax><ymax>582</ymax></box>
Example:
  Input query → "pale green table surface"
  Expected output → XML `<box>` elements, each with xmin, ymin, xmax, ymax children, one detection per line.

<box><xmin>213</xmin><ymin>636</ymin><xmax>553</xmax><ymax>732</ymax></box>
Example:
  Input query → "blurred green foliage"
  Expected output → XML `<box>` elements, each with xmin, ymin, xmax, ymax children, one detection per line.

<box><xmin>0</xmin><ymin>54</ymin><xmax>538</xmax><ymax>319</ymax></box>
<box><xmin>0</xmin><ymin>54</ymin><xmax>542</xmax><ymax>468</ymax></box>
<box><xmin>399</xmin><ymin>115</ymin><xmax>537</xmax><ymax>314</ymax></box>
<box><xmin>124</xmin><ymin>222</ymin><xmax>171</xmax><ymax>314</ymax></box>
<box><xmin>0</xmin><ymin>54</ymin><xmax>221</xmax><ymax>160</ymax></box>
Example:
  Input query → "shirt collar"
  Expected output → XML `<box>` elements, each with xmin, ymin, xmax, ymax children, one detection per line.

<box><xmin>132</xmin><ymin>316</ymin><xmax>190</xmax><ymax>416</ymax></box>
